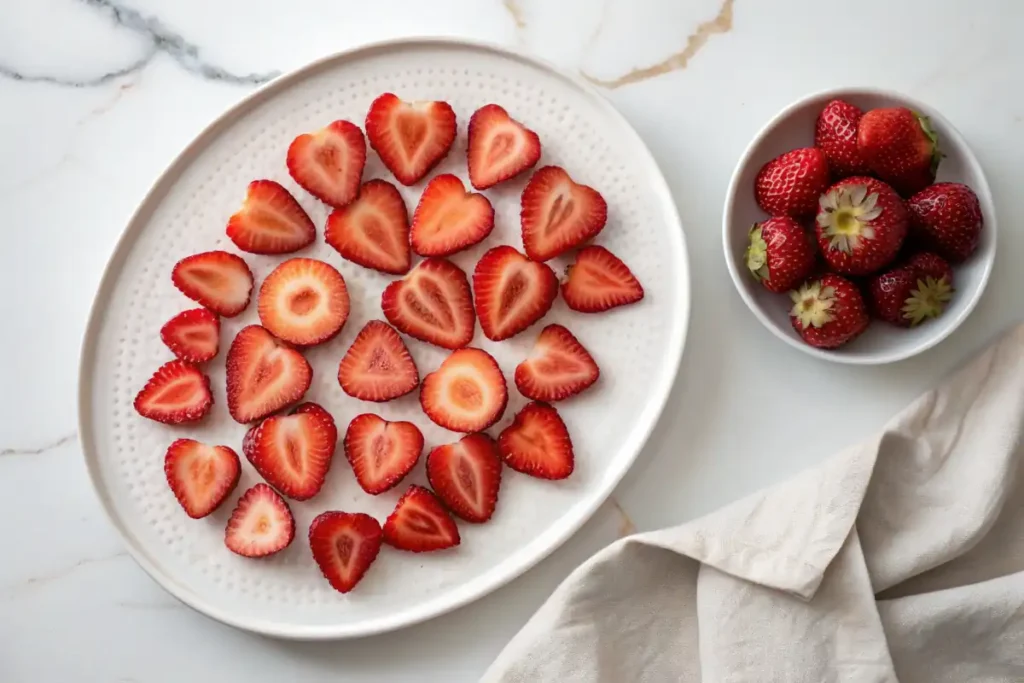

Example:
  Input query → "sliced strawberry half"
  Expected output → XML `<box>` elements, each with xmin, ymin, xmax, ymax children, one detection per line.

<box><xmin>134</xmin><ymin>360</ymin><xmax>213</xmax><ymax>425</ymax></box>
<box><xmin>257</xmin><ymin>257</ymin><xmax>350</xmax><ymax>347</ymax></box>
<box><xmin>383</xmin><ymin>485</ymin><xmax>460</xmax><ymax>552</ymax></box>
<box><xmin>514</xmin><ymin>324</ymin><xmax>599</xmax><ymax>402</ymax></box>
<box><xmin>160</xmin><ymin>308</ymin><xmax>220</xmax><ymax>364</ymax></box>
<box><xmin>521</xmin><ymin>166</ymin><xmax>607</xmax><ymax>261</ymax></box>
<box><xmin>426</xmin><ymin>433</ymin><xmax>502</xmax><ymax>523</ymax></box>
<box><xmin>365</xmin><ymin>93</ymin><xmax>457</xmax><ymax>186</ymax></box>
<box><xmin>164</xmin><ymin>439</ymin><xmax>240</xmax><ymax>518</ymax></box>
<box><xmin>381</xmin><ymin>258</ymin><xmax>475</xmax><ymax>349</ymax></box>
<box><xmin>467</xmin><ymin>104</ymin><xmax>541</xmax><ymax>190</ymax></box>
<box><xmin>286</xmin><ymin>120</ymin><xmax>366</xmax><ymax>208</ymax></box>
<box><xmin>226</xmin><ymin>180</ymin><xmax>316</xmax><ymax>254</ymax></box>
<box><xmin>224</xmin><ymin>483</ymin><xmax>295</xmax><ymax>558</ymax></box>
<box><xmin>561</xmin><ymin>245</ymin><xmax>644</xmax><ymax>313</ymax></box>
<box><xmin>473</xmin><ymin>245</ymin><xmax>557</xmax><ymax>341</ymax></box>
<box><xmin>245</xmin><ymin>402</ymin><xmax>337</xmax><ymax>501</ymax></box>
<box><xmin>411</xmin><ymin>174</ymin><xmax>495</xmax><ymax>256</ymax></box>
<box><xmin>171</xmin><ymin>250</ymin><xmax>254</xmax><ymax>318</ymax></box>
<box><xmin>325</xmin><ymin>179</ymin><xmax>411</xmax><ymax>275</ymax></box>
<box><xmin>343</xmin><ymin>414</ymin><xmax>424</xmax><ymax>495</ymax></box>
<box><xmin>309</xmin><ymin>511</ymin><xmax>383</xmax><ymax>593</ymax></box>
<box><xmin>498</xmin><ymin>402</ymin><xmax>574</xmax><ymax>480</ymax></box>
<box><xmin>420</xmin><ymin>348</ymin><xmax>507</xmax><ymax>432</ymax></box>
<box><xmin>226</xmin><ymin>325</ymin><xmax>312</xmax><ymax>423</ymax></box>
<box><xmin>337</xmin><ymin>320</ymin><xmax>419</xmax><ymax>402</ymax></box>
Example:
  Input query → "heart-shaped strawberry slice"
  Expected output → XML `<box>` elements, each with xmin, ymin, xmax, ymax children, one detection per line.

<box><xmin>226</xmin><ymin>325</ymin><xmax>312</xmax><ymax>423</ymax></box>
<box><xmin>244</xmin><ymin>402</ymin><xmax>337</xmax><ymax>501</ymax></box>
<box><xmin>365</xmin><ymin>94</ymin><xmax>457</xmax><ymax>186</ymax></box>
<box><xmin>520</xmin><ymin>166</ymin><xmax>608</xmax><ymax>262</ymax></box>
<box><xmin>411</xmin><ymin>174</ymin><xmax>494</xmax><ymax>256</ymax></box>
<box><xmin>467</xmin><ymin>104</ymin><xmax>541</xmax><ymax>190</ymax></box>
<box><xmin>286</xmin><ymin>120</ymin><xmax>366</xmax><ymax>208</ymax></box>
<box><xmin>472</xmin><ymin>246</ymin><xmax>557</xmax><ymax>341</ymax></box>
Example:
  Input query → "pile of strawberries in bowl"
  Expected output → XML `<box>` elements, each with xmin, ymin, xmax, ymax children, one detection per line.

<box><xmin>724</xmin><ymin>88</ymin><xmax>994</xmax><ymax>364</ymax></box>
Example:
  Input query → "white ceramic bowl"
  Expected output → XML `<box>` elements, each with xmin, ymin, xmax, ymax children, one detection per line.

<box><xmin>723</xmin><ymin>87</ymin><xmax>996</xmax><ymax>364</ymax></box>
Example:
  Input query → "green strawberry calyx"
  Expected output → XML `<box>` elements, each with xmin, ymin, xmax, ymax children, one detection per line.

<box><xmin>790</xmin><ymin>281</ymin><xmax>836</xmax><ymax>328</ymax></box>
<box><xmin>745</xmin><ymin>224</ymin><xmax>770</xmax><ymax>281</ymax></box>
<box><xmin>817</xmin><ymin>184</ymin><xmax>881</xmax><ymax>254</ymax></box>
<box><xmin>903</xmin><ymin>275</ymin><xmax>953</xmax><ymax>325</ymax></box>
<box><xmin>913</xmin><ymin>111</ymin><xmax>944</xmax><ymax>175</ymax></box>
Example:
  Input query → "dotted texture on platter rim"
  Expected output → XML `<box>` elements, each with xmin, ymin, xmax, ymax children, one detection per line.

<box><xmin>79</xmin><ymin>40</ymin><xmax>688</xmax><ymax>637</ymax></box>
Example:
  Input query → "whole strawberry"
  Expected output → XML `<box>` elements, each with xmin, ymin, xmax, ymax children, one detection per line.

<box><xmin>789</xmin><ymin>274</ymin><xmax>869</xmax><ymax>349</ymax></box>
<box><xmin>868</xmin><ymin>258</ymin><xmax>953</xmax><ymax>327</ymax></box>
<box><xmin>815</xmin><ymin>99</ymin><xmax>871</xmax><ymax>177</ymax></box>
<box><xmin>754</xmin><ymin>147</ymin><xmax>830</xmax><ymax>217</ymax></box>
<box><xmin>815</xmin><ymin>176</ymin><xmax>907</xmax><ymax>275</ymax></box>
<box><xmin>857</xmin><ymin>107</ymin><xmax>941</xmax><ymax>196</ymax></box>
<box><xmin>745</xmin><ymin>217</ymin><xmax>816</xmax><ymax>293</ymax></box>
<box><xmin>907</xmin><ymin>182</ymin><xmax>983</xmax><ymax>263</ymax></box>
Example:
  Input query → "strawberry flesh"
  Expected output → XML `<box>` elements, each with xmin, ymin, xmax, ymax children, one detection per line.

<box><xmin>561</xmin><ymin>245</ymin><xmax>644</xmax><ymax>313</ymax></box>
<box><xmin>381</xmin><ymin>257</ymin><xmax>475</xmax><ymax>349</ymax></box>
<box><xmin>160</xmin><ymin>308</ymin><xmax>220</xmax><ymax>363</ymax></box>
<box><xmin>309</xmin><ymin>511</ymin><xmax>383</xmax><ymax>593</ymax></box>
<box><xmin>515</xmin><ymin>325</ymin><xmax>599</xmax><ymax>402</ymax></box>
<box><xmin>467</xmin><ymin>104</ymin><xmax>541</xmax><ymax>190</ymax></box>
<box><xmin>473</xmin><ymin>246</ymin><xmax>557</xmax><ymax>341</ymax></box>
<box><xmin>344</xmin><ymin>414</ymin><xmax>424</xmax><ymax>495</ymax></box>
<box><xmin>224</xmin><ymin>483</ymin><xmax>295</xmax><ymax>558</ymax></box>
<box><xmin>226</xmin><ymin>180</ymin><xmax>316</xmax><ymax>254</ymax></box>
<box><xmin>420</xmin><ymin>348</ymin><xmax>508</xmax><ymax>433</ymax></box>
<box><xmin>257</xmin><ymin>257</ymin><xmax>350</xmax><ymax>347</ymax></box>
<box><xmin>134</xmin><ymin>359</ymin><xmax>213</xmax><ymax>425</ymax></box>
<box><xmin>520</xmin><ymin>166</ymin><xmax>608</xmax><ymax>261</ymax></box>
<box><xmin>383</xmin><ymin>485</ymin><xmax>461</xmax><ymax>552</ymax></box>
<box><xmin>754</xmin><ymin>147</ymin><xmax>830</xmax><ymax>218</ymax></box>
<box><xmin>426</xmin><ymin>433</ymin><xmax>502</xmax><ymax>523</ymax></box>
<box><xmin>337</xmin><ymin>320</ymin><xmax>419</xmax><ymax>402</ymax></box>
<box><xmin>245</xmin><ymin>402</ymin><xmax>337</xmax><ymax>501</ymax></box>
<box><xmin>498</xmin><ymin>402</ymin><xmax>574</xmax><ymax>480</ymax></box>
<box><xmin>171</xmin><ymin>251</ymin><xmax>254</xmax><ymax>318</ymax></box>
<box><xmin>411</xmin><ymin>174</ymin><xmax>495</xmax><ymax>256</ymax></box>
<box><xmin>286</xmin><ymin>120</ymin><xmax>366</xmax><ymax>208</ymax></box>
<box><xmin>325</xmin><ymin>179</ymin><xmax>411</xmax><ymax>274</ymax></box>
<box><xmin>164</xmin><ymin>439</ymin><xmax>240</xmax><ymax>518</ymax></box>
<box><xmin>365</xmin><ymin>93</ymin><xmax>456</xmax><ymax>186</ymax></box>
<box><xmin>226</xmin><ymin>325</ymin><xmax>312</xmax><ymax>423</ymax></box>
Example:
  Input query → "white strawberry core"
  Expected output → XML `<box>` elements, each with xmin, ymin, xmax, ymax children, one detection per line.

<box><xmin>789</xmin><ymin>281</ymin><xmax>836</xmax><ymax>328</ymax></box>
<box><xmin>816</xmin><ymin>184</ymin><xmax>881</xmax><ymax>254</ymax></box>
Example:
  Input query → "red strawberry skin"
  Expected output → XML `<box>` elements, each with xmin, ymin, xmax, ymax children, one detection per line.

<box><xmin>814</xmin><ymin>176</ymin><xmax>907</xmax><ymax>275</ymax></box>
<box><xmin>814</xmin><ymin>99</ymin><xmax>871</xmax><ymax>178</ymax></box>
<box><xmin>286</xmin><ymin>120</ymin><xmax>366</xmax><ymax>208</ymax></box>
<box><xmin>514</xmin><ymin>324</ymin><xmax>599</xmax><ymax>402</ymax></box>
<box><xmin>411</xmin><ymin>174</ymin><xmax>495</xmax><ymax>257</ymax></box>
<box><xmin>160</xmin><ymin>308</ymin><xmax>220</xmax><ymax>363</ymax></box>
<box><xmin>325</xmin><ymin>179</ymin><xmax>411</xmax><ymax>275</ymax></box>
<box><xmin>337</xmin><ymin>320</ymin><xmax>419</xmax><ymax>402</ymax></box>
<box><xmin>754</xmin><ymin>147</ymin><xmax>830</xmax><ymax>217</ymax></box>
<box><xmin>224</xmin><ymin>483</ymin><xmax>295</xmax><ymax>558</ymax></box>
<box><xmin>383</xmin><ymin>485</ymin><xmax>461</xmax><ymax>552</ymax></box>
<box><xmin>561</xmin><ymin>246</ymin><xmax>644</xmax><ymax>313</ymax></box>
<box><xmin>365</xmin><ymin>93</ymin><xmax>457</xmax><ymax>186</ymax></box>
<box><xmin>788</xmin><ymin>274</ymin><xmax>869</xmax><ymax>349</ymax></box>
<box><xmin>226</xmin><ymin>180</ymin><xmax>316</xmax><ymax>254</ymax></box>
<box><xmin>171</xmin><ymin>251</ymin><xmax>254</xmax><ymax>318</ymax></box>
<box><xmin>381</xmin><ymin>258</ymin><xmax>476</xmax><ymax>349</ymax></box>
<box><xmin>426</xmin><ymin>433</ymin><xmax>502</xmax><ymax>523</ymax></box>
<box><xmin>744</xmin><ymin>217</ymin><xmax>816</xmax><ymax>293</ymax></box>
<box><xmin>134</xmin><ymin>360</ymin><xmax>213</xmax><ymax>425</ymax></box>
<box><xmin>473</xmin><ymin>246</ymin><xmax>558</xmax><ymax>341</ymax></box>
<box><xmin>164</xmin><ymin>439</ymin><xmax>241</xmax><ymax>519</ymax></box>
<box><xmin>467</xmin><ymin>104</ymin><xmax>541</xmax><ymax>190</ymax></box>
<box><xmin>868</xmin><ymin>267</ymin><xmax>920</xmax><ymax>327</ymax></box>
<box><xmin>344</xmin><ymin>414</ymin><xmax>424</xmax><ymax>495</ymax></box>
<box><xmin>857</xmin><ymin>107</ymin><xmax>940</xmax><ymax>197</ymax></box>
<box><xmin>908</xmin><ymin>251</ymin><xmax>954</xmax><ymax>285</ymax></box>
<box><xmin>497</xmin><ymin>402</ymin><xmax>574</xmax><ymax>480</ymax></box>
<box><xmin>309</xmin><ymin>511</ymin><xmax>383</xmax><ymax>594</ymax></box>
<box><xmin>520</xmin><ymin>166</ymin><xmax>608</xmax><ymax>262</ymax></box>
<box><xmin>245</xmin><ymin>402</ymin><xmax>337</xmax><ymax>501</ymax></box>
<box><xmin>906</xmin><ymin>182</ymin><xmax>983</xmax><ymax>263</ymax></box>
<box><xmin>226</xmin><ymin>325</ymin><xmax>312</xmax><ymax>424</ymax></box>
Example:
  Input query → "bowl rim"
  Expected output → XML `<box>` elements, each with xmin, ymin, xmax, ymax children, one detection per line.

<box><xmin>722</xmin><ymin>86</ymin><xmax>997</xmax><ymax>365</ymax></box>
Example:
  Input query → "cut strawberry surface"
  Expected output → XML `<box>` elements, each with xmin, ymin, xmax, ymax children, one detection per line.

<box><xmin>325</xmin><ymin>179</ymin><xmax>411</xmax><ymax>274</ymax></box>
<box><xmin>515</xmin><ymin>324</ymin><xmax>599</xmax><ymax>402</ymax></box>
<box><xmin>411</xmin><ymin>174</ymin><xmax>494</xmax><ymax>256</ymax></box>
<box><xmin>344</xmin><ymin>414</ymin><xmax>424</xmax><ymax>495</ymax></box>
<box><xmin>381</xmin><ymin>257</ymin><xmax>475</xmax><ymax>349</ymax></box>
<box><xmin>286</xmin><ymin>120</ymin><xmax>366</xmax><ymax>208</ymax></box>
<box><xmin>164</xmin><ymin>439</ymin><xmax>240</xmax><ymax>519</ymax></box>
<box><xmin>224</xmin><ymin>483</ymin><xmax>295</xmax><ymax>558</ymax></box>
<box><xmin>160</xmin><ymin>308</ymin><xmax>220</xmax><ymax>364</ymax></box>
<box><xmin>383</xmin><ymin>485</ymin><xmax>460</xmax><ymax>552</ymax></box>
<box><xmin>337</xmin><ymin>320</ymin><xmax>419</xmax><ymax>402</ymax></box>
<box><xmin>426</xmin><ymin>433</ymin><xmax>502</xmax><ymax>523</ymax></box>
<box><xmin>226</xmin><ymin>180</ymin><xmax>316</xmax><ymax>254</ymax></box>
<box><xmin>520</xmin><ymin>166</ymin><xmax>608</xmax><ymax>261</ymax></box>
<box><xmin>365</xmin><ymin>93</ymin><xmax>456</xmax><ymax>186</ymax></box>
<box><xmin>473</xmin><ymin>245</ymin><xmax>557</xmax><ymax>341</ymax></box>
<box><xmin>172</xmin><ymin>250</ymin><xmax>254</xmax><ymax>318</ymax></box>
<box><xmin>309</xmin><ymin>511</ymin><xmax>383</xmax><ymax>594</ymax></box>
<box><xmin>257</xmin><ymin>258</ymin><xmax>350</xmax><ymax>347</ymax></box>
<box><xmin>226</xmin><ymin>325</ymin><xmax>312</xmax><ymax>423</ymax></box>
<box><xmin>467</xmin><ymin>104</ymin><xmax>541</xmax><ymax>190</ymax></box>
<box><xmin>134</xmin><ymin>359</ymin><xmax>213</xmax><ymax>425</ymax></box>
<box><xmin>245</xmin><ymin>402</ymin><xmax>337</xmax><ymax>501</ymax></box>
<box><xmin>561</xmin><ymin>246</ymin><xmax>644</xmax><ymax>313</ymax></box>
<box><xmin>420</xmin><ymin>348</ymin><xmax>507</xmax><ymax>432</ymax></box>
<box><xmin>498</xmin><ymin>402</ymin><xmax>574</xmax><ymax>480</ymax></box>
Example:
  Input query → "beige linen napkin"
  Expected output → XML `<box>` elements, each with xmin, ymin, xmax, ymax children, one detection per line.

<box><xmin>484</xmin><ymin>323</ymin><xmax>1024</xmax><ymax>683</ymax></box>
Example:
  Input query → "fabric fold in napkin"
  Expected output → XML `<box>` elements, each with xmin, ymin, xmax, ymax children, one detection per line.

<box><xmin>483</xmin><ymin>323</ymin><xmax>1024</xmax><ymax>683</ymax></box>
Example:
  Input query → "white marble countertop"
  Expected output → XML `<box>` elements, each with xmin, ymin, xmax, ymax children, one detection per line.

<box><xmin>3</xmin><ymin>0</ymin><xmax>1023</xmax><ymax>680</ymax></box>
